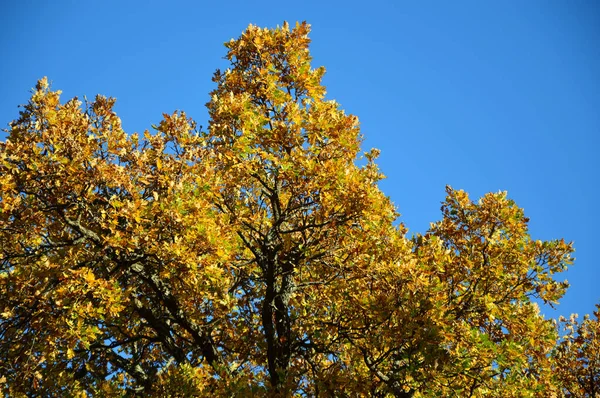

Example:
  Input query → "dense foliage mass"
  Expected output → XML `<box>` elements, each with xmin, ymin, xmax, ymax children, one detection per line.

<box><xmin>553</xmin><ymin>306</ymin><xmax>600</xmax><ymax>397</ymax></box>
<box><xmin>0</xmin><ymin>22</ymin><xmax>597</xmax><ymax>397</ymax></box>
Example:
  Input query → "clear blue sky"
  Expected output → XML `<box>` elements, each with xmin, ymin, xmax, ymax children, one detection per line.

<box><xmin>1</xmin><ymin>1</ymin><xmax>598</xmax><ymax>320</ymax></box>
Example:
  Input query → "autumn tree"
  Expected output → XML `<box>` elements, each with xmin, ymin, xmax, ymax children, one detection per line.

<box><xmin>0</xmin><ymin>78</ymin><xmax>239</xmax><ymax>395</ymax></box>
<box><xmin>341</xmin><ymin>188</ymin><xmax>573</xmax><ymax>397</ymax></box>
<box><xmin>204</xmin><ymin>22</ymin><xmax>403</xmax><ymax>395</ymax></box>
<box><xmin>0</xmin><ymin>21</ymin><xmax>587</xmax><ymax>397</ymax></box>
<box><xmin>553</xmin><ymin>306</ymin><xmax>600</xmax><ymax>397</ymax></box>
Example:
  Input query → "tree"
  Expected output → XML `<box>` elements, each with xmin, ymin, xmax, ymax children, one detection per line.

<box><xmin>343</xmin><ymin>187</ymin><xmax>573</xmax><ymax>397</ymax></box>
<box><xmin>0</xmin><ymin>21</ymin><xmax>590</xmax><ymax>397</ymax></box>
<box><xmin>553</xmin><ymin>306</ymin><xmax>600</xmax><ymax>397</ymax></box>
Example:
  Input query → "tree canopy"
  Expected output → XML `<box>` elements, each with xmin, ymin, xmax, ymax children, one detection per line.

<box><xmin>0</xmin><ymin>21</ymin><xmax>596</xmax><ymax>397</ymax></box>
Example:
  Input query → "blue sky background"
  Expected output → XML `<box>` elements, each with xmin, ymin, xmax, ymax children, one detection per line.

<box><xmin>1</xmin><ymin>1</ymin><xmax>598</xmax><ymax>320</ymax></box>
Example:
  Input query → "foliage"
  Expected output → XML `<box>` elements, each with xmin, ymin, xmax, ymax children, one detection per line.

<box><xmin>553</xmin><ymin>306</ymin><xmax>600</xmax><ymax>397</ymax></box>
<box><xmin>344</xmin><ymin>187</ymin><xmax>573</xmax><ymax>397</ymax></box>
<box><xmin>0</xmin><ymin>21</ymin><xmax>592</xmax><ymax>397</ymax></box>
